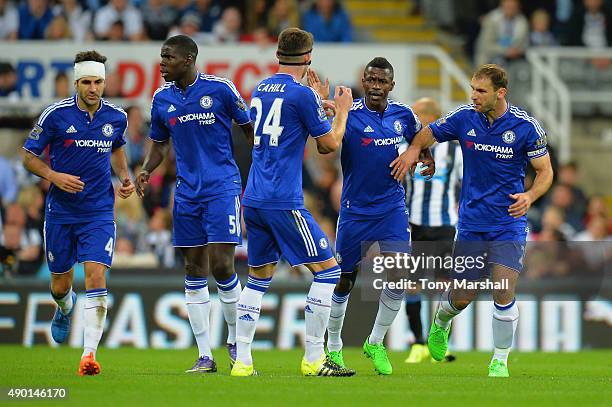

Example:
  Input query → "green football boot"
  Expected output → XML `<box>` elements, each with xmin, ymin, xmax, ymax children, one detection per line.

<box><xmin>488</xmin><ymin>359</ymin><xmax>510</xmax><ymax>378</ymax></box>
<box><xmin>427</xmin><ymin>316</ymin><xmax>451</xmax><ymax>362</ymax></box>
<box><xmin>363</xmin><ymin>337</ymin><xmax>392</xmax><ymax>375</ymax></box>
<box><xmin>327</xmin><ymin>350</ymin><xmax>345</xmax><ymax>368</ymax></box>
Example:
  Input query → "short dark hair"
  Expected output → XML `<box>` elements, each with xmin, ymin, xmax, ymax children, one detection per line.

<box><xmin>163</xmin><ymin>35</ymin><xmax>198</xmax><ymax>60</ymax></box>
<box><xmin>277</xmin><ymin>28</ymin><xmax>313</xmax><ymax>56</ymax></box>
<box><xmin>473</xmin><ymin>64</ymin><xmax>508</xmax><ymax>90</ymax></box>
<box><xmin>74</xmin><ymin>50</ymin><xmax>107</xmax><ymax>64</ymax></box>
<box><xmin>364</xmin><ymin>57</ymin><xmax>394</xmax><ymax>79</ymax></box>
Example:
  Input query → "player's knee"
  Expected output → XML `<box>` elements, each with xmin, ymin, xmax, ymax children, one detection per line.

<box><xmin>209</xmin><ymin>256</ymin><xmax>234</xmax><ymax>281</ymax></box>
<box><xmin>493</xmin><ymin>287</ymin><xmax>515</xmax><ymax>304</ymax></box>
<box><xmin>50</xmin><ymin>277</ymin><xmax>71</xmax><ymax>296</ymax></box>
<box><xmin>184</xmin><ymin>262</ymin><xmax>206</xmax><ymax>278</ymax></box>
<box><xmin>336</xmin><ymin>272</ymin><xmax>356</xmax><ymax>294</ymax></box>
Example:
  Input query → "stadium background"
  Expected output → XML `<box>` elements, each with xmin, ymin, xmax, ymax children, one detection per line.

<box><xmin>0</xmin><ymin>0</ymin><xmax>610</xmax><ymax>354</ymax></box>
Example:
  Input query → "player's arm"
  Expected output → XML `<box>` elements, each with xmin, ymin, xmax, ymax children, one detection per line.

<box><xmin>390</xmin><ymin>125</ymin><xmax>436</xmax><ymax>181</ymax></box>
<box><xmin>238</xmin><ymin>122</ymin><xmax>255</xmax><ymax>147</ymax></box>
<box><xmin>508</xmin><ymin>153</ymin><xmax>553</xmax><ymax>218</ymax></box>
<box><xmin>315</xmin><ymin>86</ymin><xmax>353</xmax><ymax>154</ymax></box>
<box><xmin>111</xmin><ymin>147</ymin><xmax>135</xmax><ymax>199</ymax></box>
<box><xmin>136</xmin><ymin>140</ymin><xmax>169</xmax><ymax>198</ymax></box>
<box><xmin>22</xmin><ymin>151</ymin><xmax>84</xmax><ymax>194</ymax></box>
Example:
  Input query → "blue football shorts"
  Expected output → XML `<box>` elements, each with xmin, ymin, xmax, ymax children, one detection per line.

<box><xmin>44</xmin><ymin>220</ymin><xmax>116</xmax><ymax>274</ymax></box>
<box><xmin>335</xmin><ymin>207</ymin><xmax>411</xmax><ymax>273</ymax></box>
<box><xmin>173</xmin><ymin>195</ymin><xmax>242</xmax><ymax>247</ymax></box>
<box><xmin>244</xmin><ymin>206</ymin><xmax>334</xmax><ymax>267</ymax></box>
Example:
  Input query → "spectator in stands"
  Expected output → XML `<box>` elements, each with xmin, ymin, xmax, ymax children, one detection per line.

<box><xmin>0</xmin><ymin>62</ymin><xmax>18</xmax><ymax>100</ymax></box>
<box><xmin>267</xmin><ymin>0</ymin><xmax>300</xmax><ymax>38</ymax></box>
<box><xmin>529</xmin><ymin>8</ymin><xmax>557</xmax><ymax>46</ymax></box>
<box><xmin>549</xmin><ymin>183</ymin><xmax>586</xmax><ymax>232</ymax></box>
<box><xmin>53</xmin><ymin>0</ymin><xmax>92</xmax><ymax>42</ymax></box>
<box><xmin>563</xmin><ymin>0</ymin><xmax>612</xmax><ymax>47</ymax></box>
<box><xmin>558</xmin><ymin>162</ymin><xmax>588</xmax><ymax>216</ymax></box>
<box><xmin>181</xmin><ymin>0</ymin><xmax>223</xmax><ymax>33</ymax></box>
<box><xmin>142</xmin><ymin>0</ymin><xmax>178</xmax><ymax>40</ymax></box>
<box><xmin>212</xmin><ymin>6</ymin><xmax>242</xmax><ymax>42</ymax></box>
<box><xmin>103</xmin><ymin>70</ymin><xmax>124</xmax><ymax>98</ymax></box>
<box><xmin>574</xmin><ymin>213</ymin><xmax>611</xmax><ymax>240</ymax></box>
<box><xmin>45</xmin><ymin>14</ymin><xmax>73</xmax><ymax>40</ymax></box>
<box><xmin>540</xmin><ymin>205</ymin><xmax>576</xmax><ymax>240</ymax></box>
<box><xmin>3</xmin><ymin>201</ymin><xmax>42</xmax><ymax>276</ymax></box>
<box><xmin>125</xmin><ymin>105</ymin><xmax>149</xmax><ymax>168</ymax></box>
<box><xmin>15</xmin><ymin>187</ymin><xmax>44</xmax><ymax>275</ymax></box>
<box><xmin>94</xmin><ymin>0</ymin><xmax>144</xmax><ymax>41</ymax></box>
<box><xmin>302</xmin><ymin>0</ymin><xmax>353</xmax><ymax>42</ymax></box>
<box><xmin>244</xmin><ymin>26</ymin><xmax>274</xmax><ymax>47</ymax></box>
<box><xmin>0</xmin><ymin>0</ymin><xmax>19</xmax><ymax>40</ymax></box>
<box><xmin>583</xmin><ymin>195</ymin><xmax>611</xmax><ymax>233</ymax></box>
<box><xmin>475</xmin><ymin>0</ymin><xmax>529</xmax><ymax>66</ymax></box>
<box><xmin>244</xmin><ymin>0</ymin><xmax>271</xmax><ymax>35</ymax></box>
<box><xmin>145</xmin><ymin>208</ymin><xmax>175</xmax><ymax>268</ymax></box>
<box><xmin>0</xmin><ymin>155</ymin><xmax>18</xmax><ymax>206</ymax></box>
<box><xmin>167</xmin><ymin>12</ymin><xmax>213</xmax><ymax>43</ymax></box>
<box><xmin>54</xmin><ymin>71</ymin><xmax>70</xmax><ymax>98</ymax></box>
<box><xmin>18</xmin><ymin>0</ymin><xmax>54</xmax><ymax>40</ymax></box>
<box><xmin>106</xmin><ymin>19</ymin><xmax>126</xmax><ymax>41</ymax></box>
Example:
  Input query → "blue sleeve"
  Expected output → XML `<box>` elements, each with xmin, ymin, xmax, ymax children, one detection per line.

<box><xmin>149</xmin><ymin>94</ymin><xmax>170</xmax><ymax>142</ymax></box>
<box><xmin>298</xmin><ymin>87</ymin><xmax>332</xmax><ymax>138</ymax></box>
<box><xmin>23</xmin><ymin>108</ymin><xmax>56</xmax><ymax>156</ymax></box>
<box><xmin>113</xmin><ymin>117</ymin><xmax>127</xmax><ymax>150</ymax></box>
<box><xmin>223</xmin><ymin>83</ymin><xmax>251</xmax><ymax>125</ymax></box>
<box><xmin>525</xmin><ymin>122</ymin><xmax>548</xmax><ymax>160</ymax></box>
<box><xmin>429</xmin><ymin>109</ymin><xmax>462</xmax><ymax>142</ymax></box>
<box><xmin>403</xmin><ymin>107</ymin><xmax>422</xmax><ymax>144</ymax></box>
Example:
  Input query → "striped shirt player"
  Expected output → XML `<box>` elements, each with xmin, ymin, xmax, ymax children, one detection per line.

<box><xmin>406</xmin><ymin>142</ymin><xmax>462</xmax><ymax>228</ymax></box>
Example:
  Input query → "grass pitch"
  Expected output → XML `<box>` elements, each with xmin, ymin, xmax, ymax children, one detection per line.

<box><xmin>0</xmin><ymin>346</ymin><xmax>610</xmax><ymax>406</ymax></box>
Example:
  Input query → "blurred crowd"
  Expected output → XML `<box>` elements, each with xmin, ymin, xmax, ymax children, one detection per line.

<box><xmin>0</xmin><ymin>0</ymin><xmax>354</xmax><ymax>44</ymax></box>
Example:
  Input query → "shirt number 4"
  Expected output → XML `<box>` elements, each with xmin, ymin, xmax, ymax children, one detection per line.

<box><xmin>251</xmin><ymin>97</ymin><xmax>284</xmax><ymax>147</ymax></box>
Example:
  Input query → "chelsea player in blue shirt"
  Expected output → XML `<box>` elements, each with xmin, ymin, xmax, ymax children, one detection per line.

<box><xmin>22</xmin><ymin>50</ymin><xmax>135</xmax><ymax>376</ymax></box>
<box><xmin>232</xmin><ymin>27</ymin><xmax>355</xmax><ymax>377</ymax></box>
<box><xmin>392</xmin><ymin>64</ymin><xmax>554</xmax><ymax>377</ymax></box>
<box><xmin>136</xmin><ymin>35</ymin><xmax>254</xmax><ymax>374</ymax></box>
<box><xmin>309</xmin><ymin>57</ymin><xmax>433</xmax><ymax>375</ymax></box>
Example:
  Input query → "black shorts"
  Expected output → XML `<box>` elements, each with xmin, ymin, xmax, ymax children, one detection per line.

<box><xmin>409</xmin><ymin>223</ymin><xmax>456</xmax><ymax>280</ymax></box>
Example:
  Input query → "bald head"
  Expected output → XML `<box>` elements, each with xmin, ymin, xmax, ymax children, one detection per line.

<box><xmin>412</xmin><ymin>97</ymin><xmax>441</xmax><ymax>127</ymax></box>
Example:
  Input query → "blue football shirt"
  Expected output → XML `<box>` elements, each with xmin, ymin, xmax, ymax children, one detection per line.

<box><xmin>23</xmin><ymin>95</ymin><xmax>127</xmax><ymax>224</ymax></box>
<box><xmin>150</xmin><ymin>73</ymin><xmax>251</xmax><ymax>202</ymax></box>
<box><xmin>340</xmin><ymin>98</ymin><xmax>422</xmax><ymax>218</ymax></box>
<box><xmin>429</xmin><ymin>103</ymin><xmax>548</xmax><ymax>231</ymax></box>
<box><xmin>242</xmin><ymin>73</ymin><xmax>332</xmax><ymax>210</ymax></box>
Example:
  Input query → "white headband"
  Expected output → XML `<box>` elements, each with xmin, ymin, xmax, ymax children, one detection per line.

<box><xmin>74</xmin><ymin>61</ymin><xmax>106</xmax><ymax>81</ymax></box>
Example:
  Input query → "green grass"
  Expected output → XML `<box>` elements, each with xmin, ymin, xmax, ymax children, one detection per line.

<box><xmin>0</xmin><ymin>346</ymin><xmax>610</xmax><ymax>406</ymax></box>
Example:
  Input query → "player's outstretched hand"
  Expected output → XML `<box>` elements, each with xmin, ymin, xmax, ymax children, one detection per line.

<box><xmin>333</xmin><ymin>86</ymin><xmax>353</xmax><ymax>112</ymax></box>
<box><xmin>118</xmin><ymin>177</ymin><xmax>135</xmax><ymax>199</ymax></box>
<box><xmin>307</xmin><ymin>69</ymin><xmax>330</xmax><ymax>100</ymax></box>
<box><xmin>49</xmin><ymin>171</ymin><xmax>85</xmax><ymax>194</ymax></box>
<box><xmin>390</xmin><ymin>145</ymin><xmax>420</xmax><ymax>181</ymax></box>
<box><xmin>508</xmin><ymin>192</ymin><xmax>533</xmax><ymax>218</ymax></box>
<box><xmin>322</xmin><ymin>99</ymin><xmax>336</xmax><ymax>118</ymax></box>
<box><xmin>419</xmin><ymin>148</ymin><xmax>436</xmax><ymax>180</ymax></box>
<box><xmin>135</xmin><ymin>170</ymin><xmax>150</xmax><ymax>198</ymax></box>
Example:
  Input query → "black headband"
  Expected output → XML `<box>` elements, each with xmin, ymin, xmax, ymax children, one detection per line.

<box><xmin>279</xmin><ymin>60</ymin><xmax>312</xmax><ymax>66</ymax></box>
<box><xmin>277</xmin><ymin>49</ymin><xmax>312</xmax><ymax>57</ymax></box>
